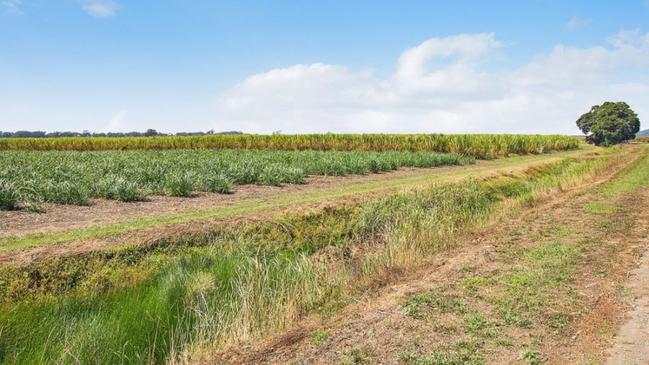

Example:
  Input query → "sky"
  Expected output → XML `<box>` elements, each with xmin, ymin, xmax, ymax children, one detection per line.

<box><xmin>1</xmin><ymin>1</ymin><xmax>649</xmax><ymax>135</ymax></box>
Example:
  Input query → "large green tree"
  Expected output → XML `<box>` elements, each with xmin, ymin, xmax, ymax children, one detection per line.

<box><xmin>576</xmin><ymin>102</ymin><xmax>640</xmax><ymax>146</ymax></box>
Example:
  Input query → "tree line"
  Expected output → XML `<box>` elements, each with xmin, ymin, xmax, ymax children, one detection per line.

<box><xmin>0</xmin><ymin>129</ymin><xmax>243</xmax><ymax>138</ymax></box>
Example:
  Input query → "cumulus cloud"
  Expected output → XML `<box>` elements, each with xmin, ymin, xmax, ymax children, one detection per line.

<box><xmin>215</xmin><ymin>32</ymin><xmax>649</xmax><ymax>134</ymax></box>
<box><xmin>81</xmin><ymin>0</ymin><xmax>119</xmax><ymax>18</ymax></box>
<box><xmin>2</xmin><ymin>0</ymin><xmax>22</xmax><ymax>14</ymax></box>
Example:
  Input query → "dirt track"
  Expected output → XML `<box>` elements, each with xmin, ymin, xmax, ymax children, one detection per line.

<box><xmin>606</xmin><ymin>206</ymin><xmax>649</xmax><ymax>365</ymax></box>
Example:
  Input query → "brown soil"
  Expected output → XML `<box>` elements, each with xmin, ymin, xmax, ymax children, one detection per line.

<box><xmin>209</xmin><ymin>153</ymin><xmax>649</xmax><ymax>364</ymax></box>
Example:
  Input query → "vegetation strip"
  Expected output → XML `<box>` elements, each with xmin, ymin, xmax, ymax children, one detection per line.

<box><xmin>0</xmin><ymin>134</ymin><xmax>579</xmax><ymax>158</ymax></box>
<box><xmin>0</xmin><ymin>149</ymin><xmax>472</xmax><ymax>210</ymax></box>
<box><xmin>0</xmin><ymin>146</ymin><xmax>629</xmax><ymax>364</ymax></box>
<box><xmin>0</xmin><ymin>148</ymin><xmax>590</xmax><ymax>252</ymax></box>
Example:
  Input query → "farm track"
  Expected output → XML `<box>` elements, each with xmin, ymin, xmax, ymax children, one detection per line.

<box><xmin>0</xmin><ymin>148</ymin><xmax>593</xmax><ymax>265</ymax></box>
<box><xmin>211</xmin><ymin>145</ymin><xmax>649</xmax><ymax>364</ymax></box>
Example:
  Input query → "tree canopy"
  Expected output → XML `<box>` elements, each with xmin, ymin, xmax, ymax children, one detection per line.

<box><xmin>576</xmin><ymin>102</ymin><xmax>640</xmax><ymax>146</ymax></box>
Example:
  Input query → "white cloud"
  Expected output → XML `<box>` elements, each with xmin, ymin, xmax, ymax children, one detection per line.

<box><xmin>81</xmin><ymin>0</ymin><xmax>119</xmax><ymax>18</ymax></box>
<box><xmin>566</xmin><ymin>16</ymin><xmax>591</xmax><ymax>30</ymax></box>
<box><xmin>215</xmin><ymin>32</ymin><xmax>649</xmax><ymax>134</ymax></box>
<box><xmin>2</xmin><ymin>0</ymin><xmax>22</xmax><ymax>15</ymax></box>
<box><xmin>395</xmin><ymin>33</ymin><xmax>501</xmax><ymax>80</ymax></box>
<box><xmin>106</xmin><ymin>110</ymin><xmax>126</xmax><ymax>132</ymax></box>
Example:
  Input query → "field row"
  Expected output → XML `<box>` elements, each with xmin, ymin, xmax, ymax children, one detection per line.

<box><xmin>0</xmin><ymin>149</ymin><xmax>471</xmax><ymax>210</ymax></box>
<box><xmin>0</xmin><ymin>134</ymin><xmax>579</xmax><ymax>159</ymax></box>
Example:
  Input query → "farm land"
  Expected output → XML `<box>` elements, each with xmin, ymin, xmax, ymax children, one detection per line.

<box><xmin>0</xmin><ymin>134</ymin><xmax>648</xmax><ymax>364</ymax></box>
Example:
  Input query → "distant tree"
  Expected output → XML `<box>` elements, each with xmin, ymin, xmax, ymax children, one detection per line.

<box><xmin>144</xmin><ymin>129</ymin><xmax>158</xmax><ymax>137</ymax></box>
<box><xmin>14</xmin><ymin>130</ymin><xmax>46</xmax><ymax>138</ymax></box>
<box><xmin>576</xmin><ymin>102</ymin><xmax>640</xmax><ymax>146</ymax></box>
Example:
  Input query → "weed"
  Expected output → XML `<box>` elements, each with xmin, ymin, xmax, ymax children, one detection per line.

<box><xmin>402</xmin><ymin>293</ymin><xmax>434</xmax><ymax>319</ymax></box>
<box><xmin>520</xmin><ymin>350</ymin><xmax>543</xmax><ymax>365</ymax></box>
<box><xmin>547</xmin><ymin>312</ymin><xmax>573</xmax><ymax>333</ymax></box>
<box><xmin>498</xmin><ymin>300</ymin><xmax>533</xmax><ymax>328</ymax></box>
<box><xmin>310</xmin><ymin>329</ymin><xmax>330</xmax><ymax>346</ymax></box>
<box><xmin>399</xmin><ymin>341</ymin><xmax>484</xmax><ymax>365</ymax></box>
<box><xmin>585</xmin><ymin>202</ymin><xmax>616</xmax><ymax>214</ymax></box>
<box><xmin>463</xmin><ymin>277</ymin><xmax>489</xmax><ymax>295</ymax></box>
<box><xmin>344</xmin><ymin>348</ymin><xmax>373</xmax><ymax>364</ymax></box>
<box><xmin>463</xmin><ymin>312</ymin><xmax>496</xmax><ymax>338</ymax></box>
<box><xmin>402</xmin><ymin>290</ymin><xmax>466</xmax><ymax>319</ymax></box>
<box><xmin>496</xmin><ymin>338</ymin><xmax>514</xmax><ymax>347</ymax></box>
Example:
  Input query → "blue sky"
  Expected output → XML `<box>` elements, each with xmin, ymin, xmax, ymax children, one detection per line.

<box><xmin>2</xmin><ymin>1</ymin><xmax>649</xmax><ymax>134</ymax></box>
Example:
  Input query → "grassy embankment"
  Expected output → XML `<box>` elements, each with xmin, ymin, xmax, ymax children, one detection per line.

<box><xmin>0</xmin><ymin>146</ymin><xmax>631</xmax><ymax>364</ymax></box>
